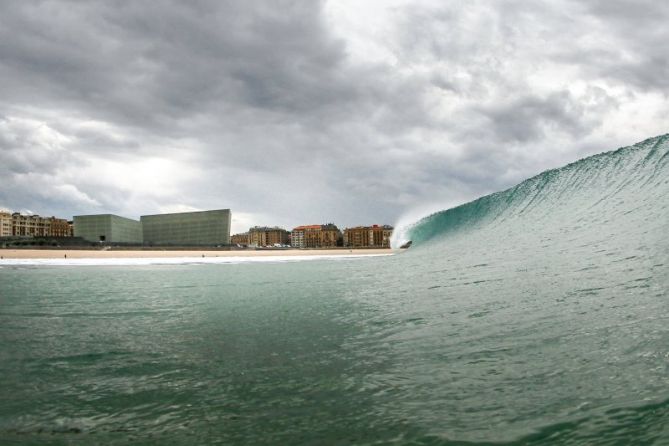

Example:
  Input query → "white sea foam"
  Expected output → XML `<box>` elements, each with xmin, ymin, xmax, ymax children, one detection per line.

<box><xmin>0</xmin><ymin>254</ymin><xmax>392</xmax><ymax>267</ymax></box>
<box><xmin>390</xmin><ymin>200</ymin><xmax>466</xmax><ymax>248</ymax></box>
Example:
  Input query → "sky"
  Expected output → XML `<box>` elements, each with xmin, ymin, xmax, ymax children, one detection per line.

<box><xmin>0</xmin><ymin>0</ymin><xmax>667</xmax><ymax>233</ymax></box>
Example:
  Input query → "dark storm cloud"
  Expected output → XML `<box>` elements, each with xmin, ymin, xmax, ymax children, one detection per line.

<box><xmin>0</xmin><ymin>0</ymin><xmax>667</xmax><ymax>230</ymax></box>
<box><xmin>472</xmin><ymin>92</ymin><xmax>591</xmax><ymax>144</ymax></box>
<box><xmin>547</xmin><ymin>1</ymin><xmax>669</xmax><ymax>92</ymax></box>
<box><xmin>0</xmin><ymin>1</ymin><xmax>349</xmax><ymax>127</ymax></box>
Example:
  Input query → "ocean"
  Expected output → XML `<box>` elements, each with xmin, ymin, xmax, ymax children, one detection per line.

<box><xmin>1</xmin><ymin>134</ymin><xmax>668</xmax><ymax>444</ymax></box>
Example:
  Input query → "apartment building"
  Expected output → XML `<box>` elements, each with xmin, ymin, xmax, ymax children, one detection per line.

<box><xmin>48</xmin><ymin>217</ymin><xmax>72</xmax><ymax>236</ymax></box>
<box><xmin>291</xmin><ymin>223</ymin><xmax>341</xmax><ymax>248</ymax></box>
<box><xmin>12</xmin><ymin>213</ymin><xmax>46</xmax><ymax>236</ymax></box>
<box><xmin>230</xmin><ymin>232</ymin><xmax>249</xmax><ymax>246</ymax></box>
<box><xmin>7</xmin><ymin>212</ymin><xmax>72</xmax><ymax>237</ymax></box>
<box><xmin>343</xmin><ymin>225</ymin><xmax>393</xmax><ymax>248</ymax></box>
<box><xmin>0</xmin><ymin>211</ymin><xmax>12</xmax><ymax>237</ymax></box>
<box><xmin>248</xmin><ymin>226</ymin><xmax>289</xmax><ymax>247</ymax></box>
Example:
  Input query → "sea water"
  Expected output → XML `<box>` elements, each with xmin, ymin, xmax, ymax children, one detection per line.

<box><xmin>1</xmin><ymin>135</ymin><xmax>668</xmax><ymax>444</ymax></box>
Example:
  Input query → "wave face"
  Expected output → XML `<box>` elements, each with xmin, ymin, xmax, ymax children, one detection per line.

<box><xmin>407</xmin><ymin>134</ymin><xmax>669</xmax><ymax>247</ymax></box>
<box><xmin>388</xmin><ymin>134</ymin><xmax>669</xmax><ymax>442</ymax></box>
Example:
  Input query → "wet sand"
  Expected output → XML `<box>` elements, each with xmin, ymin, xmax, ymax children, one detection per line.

<box><xmin>0</xmin><ymin>248</ymin><xmax>396</xmax><ymax>259</ymax></box>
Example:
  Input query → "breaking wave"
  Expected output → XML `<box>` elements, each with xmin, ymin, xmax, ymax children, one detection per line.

<box><xmin>405</xmin><ymin>134</ymin><xmax>669</xmax><ymax>247</ymax></box>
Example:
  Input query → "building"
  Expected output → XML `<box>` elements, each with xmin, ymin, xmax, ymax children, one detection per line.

<box><xmin>230</xmin><ymin>232</ymin><xmax>249</xmax><ymax>246</ymax></box>
<box><xmin>291</xmin><ymin>223</ymin><xmax>341</xmax><ymax>248</ymax></box>
<box><xmin>12</xmin><ymin>213</ymin><xmax>48</xmax><ymax>236</ymax></box>
<box><xmin>248</xmin><ymin>226</ymin><xmax>290</xmax><ymax>247</ymax></box>
<box><xmin>343</xmin><ymin>225</ymin><xmax>393</xmax><ymax>248</ymax></box>
<box><xmin>290</xmin><ymin>227</ymin><xmax>305</xmax><ymax>248</ymax></box>
<box><xmin>141</xmin><ymin>209</ymin><xmax>231</xmax><ymax>246</ymax></box>
<box><xmin>0</xmin><ymin>211</ymin><xmax>12</xmax><ymax>237</ymax></box>
<box><xmin>48</xmin><ymin>217</ymin><xmax>72</xmax><ymax>237</ymax></box>
<box><xmin>4</xmin><ymin>212</ymin><xmax>72</xmax><ymax>238</ymax></box>
<box><xmin>73</xmin><ymin>214</ymin><xmax>143</xmax><ymax>243</ymax></box>
<box><xmin>72</xmin><ymin>209</ymin><xmax>232</xmax><ymax>245</ymax></box>
<box><xmin>382</xmin><ymin>226</ymin><xmax>393</xmax><ymax>247</ymax></box>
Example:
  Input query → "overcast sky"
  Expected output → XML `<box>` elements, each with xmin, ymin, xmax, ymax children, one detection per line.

<box><xmin>1</xmin><ymin>0</ymin><xmax>667</xmax><ymax>233</ymax></box>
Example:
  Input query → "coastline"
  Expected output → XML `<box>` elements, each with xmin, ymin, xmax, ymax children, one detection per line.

<box><xmin>0</xmin><ymin>248</ymin><xmax>396</xmax><ymax>259</ymax></box>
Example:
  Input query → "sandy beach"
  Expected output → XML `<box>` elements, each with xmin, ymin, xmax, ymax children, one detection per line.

<box><xmin>0</xmin><ymin>248</ymin><xmax>396</xmax><ymax>259</ymax></box>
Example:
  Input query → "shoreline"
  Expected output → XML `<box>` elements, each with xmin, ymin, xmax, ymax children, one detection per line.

<box><xmin>0</xmin><ymin>248</ymin><xmax>397</xmax><ymax>259</ymax></box>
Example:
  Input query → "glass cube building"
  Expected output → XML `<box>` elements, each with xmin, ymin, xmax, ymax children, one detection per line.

<box><xmin>140</xmin><ymin>209</ymin><xmax>231</xmax><ymax>246</ymax></box>
<box><xmin>73</xmin><ymin>214</ymin><xmax>143</xmax><ymax>243</ymax></box>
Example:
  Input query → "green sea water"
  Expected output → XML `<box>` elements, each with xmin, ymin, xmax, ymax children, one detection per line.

<box><xmin>1</xmin><ymin>135</ymin><xmax>668</xmax><ymax>444</ymax></box>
